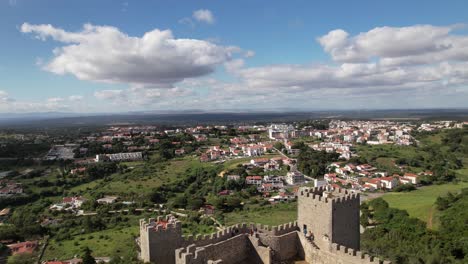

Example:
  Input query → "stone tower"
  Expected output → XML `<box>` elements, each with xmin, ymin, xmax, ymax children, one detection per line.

<box><xmin>139</xmin><ymin>216</ymin><xmax>185</xmax><ymax>264</ymax></box>
<box><xmin>297</xmin><ymin>186</ymin><xmax>360</xmax><ymax>250</ymax></box>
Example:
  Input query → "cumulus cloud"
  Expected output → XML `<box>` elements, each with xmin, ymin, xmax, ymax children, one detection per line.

<box><xmin>21</xmin><ymin>23</ymin><xmax>237</xmax><ymax>87</ymax></box>
<box><xmin>193</xmin><ymin>9</ymin><xmax>215</xmax><ymax>24</ymax></box>
<box><xmin>317</xmin><ymin>24</ymin><xmax>468</xmax><ymax>65</ymax></box>
<box><xmin>94</xmin><ymin>90</ymin><xmax>126</xmax><ymax>101</ymax></box>
<box><xmin>234</xmin><ymin>24</ymin><xmax>468</xmax><ymax>95</ymax></box>
<box><xmin>15</xmin><ymin>23</ymin><xmax>468</xmax><ymax>111</ymax></box>
<box><xmin>224</xmin><ymin>59</ymin><xmax>245</xmax><ymax>74</ymax></box>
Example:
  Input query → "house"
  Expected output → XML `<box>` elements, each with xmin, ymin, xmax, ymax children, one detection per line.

<box><xmin>7</xmin><ymin>241</ymin><xmax>38</xmax><ymax>255</ymax></box>
<box><xmin>403</xmin><ymin>173</ymin><xmax>420</xmax><ymax>184</ymax></box>
<box><xmin>218</xmin><ymin>190</ymin><xmax>231</xmax><ymax>196</ymax></box>
<box><xmin>263</xmin><ymin>175</ymin><xmax>283</xmax><ymax>184</ymax></box>
<box><xmin>399</xmin><ymin>177</ymin><xmax>412</xmax><ymax>185</ymax></box>
<box><xmin>259</xmin><ymin>183</ymin><xmax>274</xmax><ymax>192</ymax></box>
<box><xmin>226</xmin><ymin>175</ymin><xmax>240</xmax><ymax>181</ymax></box>
<box><xmin>96</xmin><ymin>196</ymin><xmax>119</xmax><ymax>204</ymax></box>
<box><xmin>356</xmin><ymin>164</ymin><xmax>374</xmax><ymax>171</ymax></box>
<box><xmin>95</xmin><ymin>152</ymin><xmax>143</xmax><ymax>162</ymax></box>
<box><xmin>70</xmin><ymin>167</ymin><xmax>86</xmax><ymax>175</ymax></box>
<box><xmin>366</xmin><ymin>178</ymin><xmax>382</xmax><ymax>189</ymax></box>
<box><xmin>362</xmin><ymin>183</ymin><xmax>376</xmax><ymax>191</ymax></box>
<box><xmin>245</xmin><ymin>176</ymin><xmax>262</xmax><ymax>186</ymax></box>
<box><xmin>344</xmin><ymin>164</ymin><xmax>356</xmax><ymax>172</ymax></box>
<box><xmin>51</xmin><ymin>196</ymin><xmax>86</xmax><ymax>211</ymax></box>
<box><xmin>174</xmin><ymin>149</ymin><xmax>185</xmax><ymax>155</ymax></box>
<box><xmin>268</xmin><ymin>193</ymin><xmax>295</xmax><ymax>202</ymax></box>
<box><xmin>379</xmin><ymin>177</ymin><xmax>399</xmax><ymax>189</ymax></box>
<box><xmin>285</xmin><ymin>171</ymin><xmax>305</xmax><ymax>185</ymax></box>
<box><xmin>200</xmin><ymin>154</ymin><xmax>210</xmax><ymax>162</ymax></box>
<box><xmin>0</xmin><ymin>182</ymin><xmax>23</xmax><ymax>197</ymax></box>
<box><xmin>244</xmin><ymin>145</ymin><xmax>265</xmax><ymax>156</ymax></box>
<box><xmin>0</xmin><ymin>208</ymin><xmax>11</xmax><ymax>222</ymax></box>
<box><xmin>264</xmin><ymin>159</ymin><xmax>281</xmax><ymax>171</ymax></box>
<box><xmin>250</xmin><ymin>158</ymin><xmax>269</xmax><ymax>166</ymax></box>
<box><xmin>324</xmin><ymin>173</ymin><xmax>337</xmax><ymax>182</ymax></box>
<box><xmin>203</xmin><ymin>205</ymin><xmax>215</xmax><ymax>216</ymax></box>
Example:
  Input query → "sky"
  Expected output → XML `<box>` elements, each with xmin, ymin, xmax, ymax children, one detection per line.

<box><xmin>0</xmin><ymin>0</ymin><xmax>467</xmax><ymax>113</ymax></box>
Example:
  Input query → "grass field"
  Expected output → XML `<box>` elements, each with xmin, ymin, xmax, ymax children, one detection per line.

<box><xmin>43</xmin><ymin>226</ymin><xmax>139</xmax><ymax>261</ymax></box>
<box><xmin>382</xmin><ymin>182</ymin><xmax>468</xmax><ymax>229</ymax></box>
<box><xmin>69</xmin><ymin>156</ymin><xmax>210</xmax><ymax>197</ymax></box>
<box><xmin>223</xmin><ymin>202</ymin><xmax>297</xmax><ymax>226</ymax></box>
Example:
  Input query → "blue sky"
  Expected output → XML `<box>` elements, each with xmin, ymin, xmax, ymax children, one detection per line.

<box><xmin>0</xmin><ymin>0</ymin><xmax>467</xmax><ymax>113</ymax></box>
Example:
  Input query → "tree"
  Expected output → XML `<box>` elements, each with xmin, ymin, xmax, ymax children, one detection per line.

<box><xmin>187</xmin><ymin>197</ymin><xmax>205</xmax><ymax>210</ymax></box>
<box><xmin>225</xmin><ymin>197</ymin><xmax>242</xmax><ymax>211</ymax></box>
<box><xmin>274</xmin><ymin>142</ymin><xmax>284</xmax><ymax>151</ymax></box>
<box><xmin>82</xmin><ymin>247</ymin><xmax>96</xmax><ymax>264</ymax></box>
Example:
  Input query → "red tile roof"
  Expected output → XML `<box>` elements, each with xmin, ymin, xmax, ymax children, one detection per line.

<box><xmin>7</xmin><ymin>241</ymin><xmax>38</xmax><ymax>255</ymax></box>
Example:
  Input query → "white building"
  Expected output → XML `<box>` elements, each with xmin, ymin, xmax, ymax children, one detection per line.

<box><xmin>286</xmin><ymin>171</ymin><xmax>305</xmax><ymax>185</ymax></box>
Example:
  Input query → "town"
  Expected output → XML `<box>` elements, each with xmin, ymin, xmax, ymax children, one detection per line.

<box><xmin>0</xmin><ymin>118</ymin><xmax>466</xmax><ymax>263</ymax></box>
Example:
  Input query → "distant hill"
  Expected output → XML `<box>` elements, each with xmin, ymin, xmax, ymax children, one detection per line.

<box><xmin>0</xmin><ymin>108</ymin><xmax>467</xmax><ymax>128</ymax></box>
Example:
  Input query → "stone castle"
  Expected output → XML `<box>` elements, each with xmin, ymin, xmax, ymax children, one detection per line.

<box><xmin>138</xmin><ymin>186</ymin><xmax>391</xmax><ymax>264</ymax></box>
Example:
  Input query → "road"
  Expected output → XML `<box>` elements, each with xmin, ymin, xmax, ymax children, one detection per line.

<box><xmin>273</xmin><ymin>147</ymin><xmax>315</xmax><ymax>182</ymax></box>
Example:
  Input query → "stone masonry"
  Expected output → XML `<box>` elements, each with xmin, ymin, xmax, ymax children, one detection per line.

<box><xmin>138</xmin><ymin>186</ymin><xmax>391</xmax><ymax>264</ymax></box>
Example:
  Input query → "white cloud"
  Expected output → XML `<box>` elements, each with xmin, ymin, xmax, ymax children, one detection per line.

<box><xmin>224</xmin><ymin>59</ymin><xmax>245</xmax><ymax>74</ymax></box>
<box><xmin>94</xmin><ymin>90</ymin><xmax>126</xmax><ymax>101</ymax></box>
<box><xmin>317</xmin><ymin>24</ymin><xmax>468</xmax><ymax>65</ymax></box>
<box><xmin>178</xmin><ymin>17</ymin><xmax>195</xmax><ymax>28</ymax></box>
<box><xmin>68</xmin><ymin>95</ymin><xmax>84</xmax><ymax>101</ymax></box>
<box><xmin>21</xmin><ymin>23</ymin><xmax>238</xmax><ymax>87</ymax></box>
<box><xmin>13</xmin><ymin>23</ymin><xmax>468</xmax><ymax>112</ymax></box>
<box><xmin>47</xmin><ymin>97</ymin><xmax>64</xmax><ymax>103</ymax></box>
<box><xmin>193</xmin><ymin>9</ymin><xmax>215</xmax><ymax>24</ymax></box>
<box><xmin>233</xmin><ymin>24</ymin><xmax>468</xmax><ymax>95</ymax></box>
<box><xmin>244</xmin><ymin>50</ymin><xmax>255</xmax><ymax>58</ymax></box>
<box><xmin>0</xmin><ymin>91</ymin><xmax>13</xmax><ymax>102</ymax></box>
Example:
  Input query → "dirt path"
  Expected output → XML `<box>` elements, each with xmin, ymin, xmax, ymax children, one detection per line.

<box><xmin>427</xmin><ymin>206</ymin><xmax>435</xmax><ymax>229</ymax></box>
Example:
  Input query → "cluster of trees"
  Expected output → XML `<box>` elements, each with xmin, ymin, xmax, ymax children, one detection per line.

<box><xmin>295</xmin><ymin>142</ymin><xmax>340</xmax><ymax>177</ymax></box>
<box><xmin>296</xmin><ymin>120</ymin><xmax>329</xmax><ymax>130</ymax></box>
<box><xmin>153</xmin><ymin>133</ymin><xmax>199</xmax><ymax>160</ymax></box>
<box><xmin>150</xmin><ymin>166</ymin><xmax>220</xmax><ymax>205</ymax></box>
<box><xmin>0</xmin><ymin>201</ymin><xmax>49</xmax><ymax>241</ymax></box>
<box><xmin>355</xmin><ymin>127</ymin><xmax>467</xmax><ymax>185</ymax></box>
<box><xmin>442</xmin><ymin>128</ymin><xmax>468</xmax><ymax>154</ymax></box>
<box><xmin>361</xmin><ymin>192</ymin><xmax>468</xmax><ymax>263</ymax></box>
<box><xmin>150</xmin><ymin>165</ymin><xmax>256</xmax><ymax>213</ymax></box>
<box><xmin>86</xmin><ymin>162</ymin><xmax>118</xmax><ymax>180</ymax></box>
<box><xmin>0</xmin><ymin>141</ymin><xmax>50</xmax><ymax>158</ymax></box>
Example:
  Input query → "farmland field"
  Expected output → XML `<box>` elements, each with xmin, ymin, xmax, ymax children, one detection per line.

<box><xmin>382</xmin><ymin>182</ymin><xmax>468</xmax><ymax>229</ymax></box>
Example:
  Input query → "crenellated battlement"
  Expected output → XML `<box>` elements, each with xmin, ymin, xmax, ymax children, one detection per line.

<box><xmin>140</xmin><ymin>185</ymin><xmax>390</xmax><ymax>264</ymax></box>
<box><xmin>331</xmin><ymin>193</ymin><xmax>360</xmax><ymax>204</ymax></box>
<box><xmin>330</xmin><ymin>243</ymin><xmax>391</xmax><ymax>264</ymax></box>
<box><xmin>298</xmin><ymin>186</ymin><xmax>360</xmax><ymax>205</ymax></box>
<box><xmin>140</xmin><ymin>215</ymin><xmax>182</xmax><ymax>235</ymax></box>
<box><xmin>180</xmin><ymin>221</ymin><xmax>298</xmax><ymax>247</ymax></box>
<box><xmin>176</xmin><ymin>244</ymin><xmax>207</xmax><ymax>264</ymax></box>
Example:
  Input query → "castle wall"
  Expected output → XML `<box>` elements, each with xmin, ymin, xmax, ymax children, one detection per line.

<box><xmin>297</xmin><ymin>187</ymin><xmax>333</xmax><ymax>250</ymax></box>
<box><xmin>298</xmin><ymin>234</ymin><xmax>390</xmax><ymax>264</ymax></box>
<box><xmin>332</xmin><ymin>194</ymin><xmax>360</xmax><ymax>250</ymax></box>
<box><xmin>176</xmin><ymin>234</ymin><xmax>267</xmax><ymax>264</ymax></box>
<box><xmin>258</xmin><ymin>230</ymin><xmax>298</xmax><ymax>261</ymax></box>
<box><xmin>140</xmin><ymin>186</ymin><xmax>391</xmax><ymax>264</ymax></box>
<box><xmin>140</xmin><ymin>218</ymin><xmax>185</xmax><ymax>264</ymax></box>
